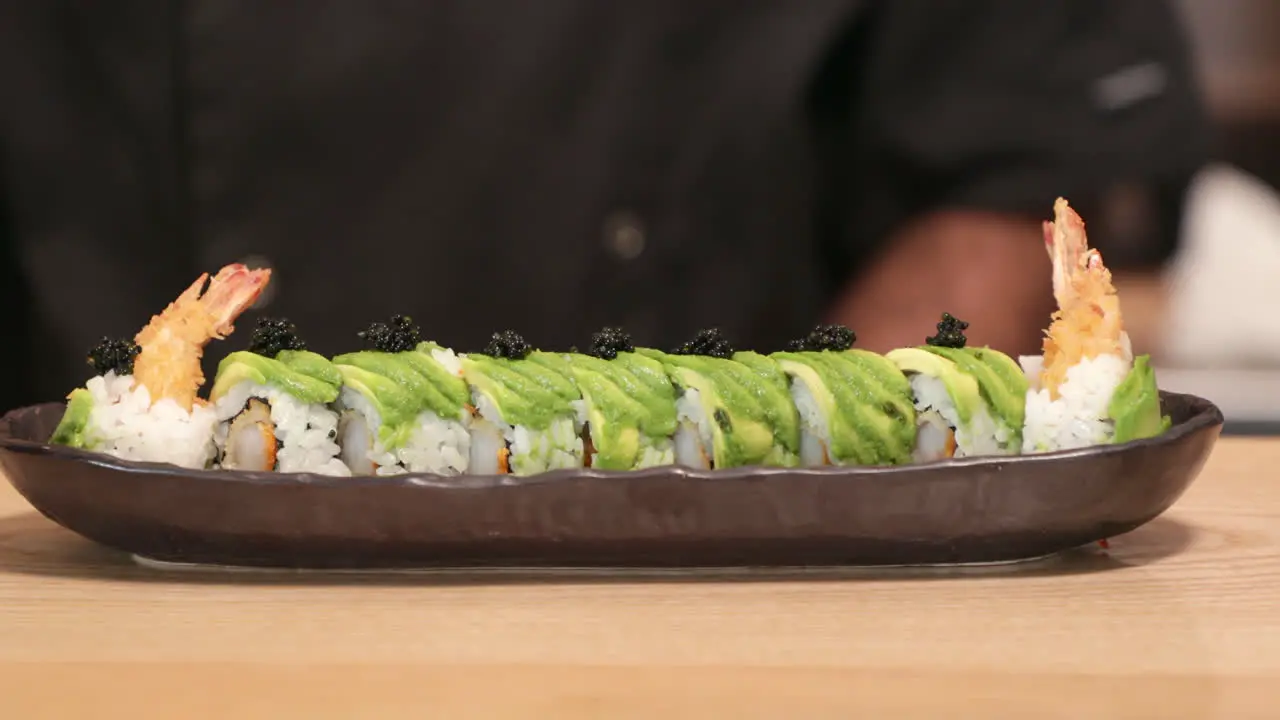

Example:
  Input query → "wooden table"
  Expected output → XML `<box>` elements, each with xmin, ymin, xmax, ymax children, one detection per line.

<box><xmin>0</xmin><ymin>438</ymin><xmax>1278</xmax><ymax>719</ymax></box>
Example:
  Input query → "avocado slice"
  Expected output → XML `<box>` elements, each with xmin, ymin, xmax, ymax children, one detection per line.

<box><xmin>49</xmin><ymin>388</ymin><xmax>95</xmax><ymax>448</ymax></box>
<box><xmin>460</xmin><ymin>353</ymin><xmax>580</xmax><ymax>431</ymax></box>
<box><xmin>1108</xmin><ymin>354</ymin><xmax>1172</xmax><ymax>444</ymax></box>
<box><xmin>566</xmin><ymin>352</ymin><xmax>669</xmax><ymax>470</ymax></box>
<box><xmin>885</xmin><ymin>347</ymin><xmax>984</xmax><ymax>429</ymax></box>
<box><xmin>638</xmin><ymin>349</ymin><xmax>779</xmax><ymax>468</ymax></box>
<box><xmin>332</xmin><ymin>363</ymin><xmax>422</xmax><ymax>449</ymax></box>
<box><xmin>919</xmin><ymin>345</ymin><xmax>1028</xmax><ymax>438</ymax></box>
<box><xmin>771</xmin><ymin>349</ymin><xmax>916</xmax><ymax>466</ymax></box>
<box><xmin>731</xmin><ymin>350</ymin><xmax>801</xmax><ymax>465</ymax></box>
<box><xmin>210</xmin><ymin>350</ymin><xmax>342</xmax><ymax>406</ymax></box>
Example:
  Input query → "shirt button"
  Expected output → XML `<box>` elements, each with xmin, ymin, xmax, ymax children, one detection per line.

<box><xmin>238</xmin><ymin>254</ymin><xmax>275</xmax><ymax>309</ymax></box>
<box><xmin>603</xmin><ymin>211</ymin><xmax>646</xmax><ymax>261</ymax></box>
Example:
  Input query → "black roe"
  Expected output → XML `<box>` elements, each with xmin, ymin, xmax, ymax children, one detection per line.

<box><xmin>247</xmin><ymin>317</ymin><xmax>307</xmax><ymax>358</ymax></box>
<box><xmin>588</xmin><ymin>327</ymin><xmax>634</xmax><ymax>360</ymax></box>
<box><xmin>484</xmin><ymin>330</ymin><xmax>532</xmax><ymax>360</ymax></box>
<box><xmin>785</xmin><ymin>324</ymin><xmax>856</xmax><ymax>352</ymax></box>
<box><xmin>672</xmin><ymin>328</ymin><xmax>734</xmax><ymax>358</ymax></box>
<box><xmin>87</xmin><ymin>337</ymin><xmax>141</xmax><ymax>376</ymax></box>
<box><xmin>358</xmin><ymin>314</ymin><xmax>422</xmax><ymax>353</ymax></box>
<box><xmin>925</xmin><ymin>312</ymin><xmax>970</xmax><ymax>349</ymax></box>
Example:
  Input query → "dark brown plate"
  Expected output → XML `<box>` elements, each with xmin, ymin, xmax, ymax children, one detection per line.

<box><xmin>0</xmin><ymin>392</ymin><xmax>1223</xmax><ymax>570</ymax></box>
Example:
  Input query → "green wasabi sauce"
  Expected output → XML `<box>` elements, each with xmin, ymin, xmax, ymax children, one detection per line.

<box><xmin>566</xmin><ymin>350</ymin><xmax>678</xmax><ymax>470</ymax></box>
<box><xmin>210</xmin><ymin>349</ymin><xmax>344</xmax><ymax>406</ymax></box>
<box><xmin>772</xmin><ymin>349</ymin><xmax>917</xmax><ymax>465</ymax></box>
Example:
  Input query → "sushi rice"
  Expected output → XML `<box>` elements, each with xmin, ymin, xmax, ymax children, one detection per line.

<box><xmin>471</xmin><ymin>392</ymin><xmax>581</xmax><ymax>475</ymax></box>
<box><xmin>335</xmin><ymin>342</ymin><xmax>473</xmax><ymax>477</ymax></box>
<box><xmin>214</xmin><ymin>381</ymin><xmax>350</xmax><ymax>476</ymax></box>
<box><xmin>786</xmin><ymin>379</ymin><xmax>831</xmax><ymax>467</ymax></box>
<box><xmin>463</xmin><ymin>346</ymin><xmax>585</xmax><ymax>476</ymax></box>
<box><xmin>907</xmin><ymin>373</ymin><xmax>1013</xmax><ymax>459</ymax></box>
<box><xmin>73</xmin><ymin>371</ymin><xmax>220</xmax><ymax>469</ymax></box>
<box><xmin>1019</xmin><ymin>350</ymin><xmax>1132</xmax><ymax>453</ymax></box>
<box><xmin>337</xmin><ymin>387</ymin><xmax>471</xmax><ymax>476</ymax></box>
<box><xmin>672</xmin><ymin>386</ymin><xmax>714</xmax><ymax>469</ymax></box>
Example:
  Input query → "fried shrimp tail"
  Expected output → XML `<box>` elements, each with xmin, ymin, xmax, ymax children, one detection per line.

<box><xmin>1038</xmin><ymin>198</ymin><xmax>1128</xmax><ymax>399</ymax></box>
<box><xmin>133</xmin><ymin>264</ymin><xmax>272</xmax><ymax>411</ymax></box>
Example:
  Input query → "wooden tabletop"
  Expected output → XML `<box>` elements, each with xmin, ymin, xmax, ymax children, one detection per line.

<box><xmin>1</xmin><ymin>438</ymin><xmax>1278</xmax><ymax>719</ymax></box>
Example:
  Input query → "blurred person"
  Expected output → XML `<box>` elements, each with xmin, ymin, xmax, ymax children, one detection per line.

<box><xmin>0</xmin><ymin>0</ymin><xmax>1209</xmax><ymax>412</ymax></box>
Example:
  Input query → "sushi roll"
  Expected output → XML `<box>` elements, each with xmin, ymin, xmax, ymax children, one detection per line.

<box><xmin>886</xmin><ymin>313</ymin><xmax>1029</xmax><ymax>462</ymax></box>
<box><xmin>461</xmin><ymin>331</ymin><xmax>584</xmax><ymax>475</ymax></box>
<box><xmin>771</xmin><ymin>325</ymin><xmax>917</xmax><ymax>467</ymax></box>
<box><xmin>208</xmin><ymin>318</ymin><xmax>350</xmax><ymax>475</ymax></box>
<box><xmin>564</xmin><ymin>327</ymin><xmax>679</xmax><ymax>470</ymax></box>
<box><xmin>1021</xmin><ymin>198</ymin><xmax>1171</xmax><ymax>453</ymax></box>
<box><xmin>332</xmin><ymin>315</ymin><xmax>472</xmax><ymax>476</ymax></box>
<box><xmin>638</xmin><ymin>329</ymin><xmax>801</xmax><ymax>470</ymax></box>
<box><xmin>48</xmin><ymin>264</ymin><xmax>271</xmax><ymax>468</ymax></box>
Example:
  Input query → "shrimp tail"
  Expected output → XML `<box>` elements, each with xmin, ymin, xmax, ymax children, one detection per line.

<box><xmin>131</xmin><ymin>263</ymin><xmax>272</xmax><ymax>411</ymax></box>
<box><xmin>202</xmin><ymin>264</ymin><xmax>272</xmax><ymax>338</ymax></box>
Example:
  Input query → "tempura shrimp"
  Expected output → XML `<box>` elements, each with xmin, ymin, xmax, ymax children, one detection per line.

<box><xmin>1038</xmin><ymin>198</ymin><xmax>1131</xmax><ymax>399</ymax></box>
<box><xmin>133</xmin><ymin>263</ymin><xmax>272</xmax><ymax>411</ymax></box>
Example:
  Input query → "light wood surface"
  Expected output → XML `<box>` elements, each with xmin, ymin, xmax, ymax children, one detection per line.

<box><xmin>1</xmin><ymin>439</ymin><xmax>1279</xmax><ymax>719</ymax></box>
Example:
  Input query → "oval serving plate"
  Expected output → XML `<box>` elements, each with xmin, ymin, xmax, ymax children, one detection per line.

<box><xmin>0</xmin><ymin>392</ymin><xmax>1223</xmax><ymax>570</ymax></box>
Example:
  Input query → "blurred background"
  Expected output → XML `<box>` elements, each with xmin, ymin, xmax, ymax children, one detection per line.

<box><xmin>1127</xmin><ymin>0</ymin><xmax>1280</xmax><ymax>430</ymax></box>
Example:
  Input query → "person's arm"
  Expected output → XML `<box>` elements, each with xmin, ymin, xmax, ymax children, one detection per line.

<box><xmin>822</xmin><ymin>0</ymin><xmax>1212</xmax><ymax>356</ymax></box>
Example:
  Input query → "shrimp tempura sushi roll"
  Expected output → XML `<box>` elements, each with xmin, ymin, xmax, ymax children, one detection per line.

<box><xmin>1021</xmin><ymin>198</ymin><xmax>1171</xmax><ymax>452</ymax></box>
<box><xmin>639</xmin><ymin>329</ymin><xmax>801</xmax><ymax>470</ymax></box>
<box><xmin>48</xmin><ymin>264</ymin><xmax>270</xmax><ymax>468</ymax></box>
<box><xmin>771</xmin><ymin>325</ymin><xmax>916</xmax><ymax>467</ymax></box>
<box><xmin>208</xmin><ymin>318</ymin><xmax>350</xmax><ymax>476</ymax></box>
<box><xmin>333</xmin><ymin>315</ymin><xmax>472</xmax><ymax>476</ymax></box>
<box><xmin>886</xmin><ymin>314</ymin><xmax>1028</xmax><ymax>462</ymax></box>
<box><xmin>564</xmin><ymin>327</ymin><xmax>678</xmax><ymax>470</ymax></box>
<box><xmin>461</xmin><ymin>331</ymin><xmax>585</xmax><ymax>475</ymax></box>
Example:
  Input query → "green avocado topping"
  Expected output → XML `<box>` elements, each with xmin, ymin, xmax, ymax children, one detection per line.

<box><xmin>772</xmin><ymin>348</ymin><xmax>917</xmax><ymax>466</ymax></box>
<box><xmin>332</xmin><ymin>345</ymin><xmax>470</xmax><ymax>450</ymax></box>
<box><xmin>460</xmin><ymin>350</ymin><xmax>580</xmax><ymax>431</ymax></box>
<box><xmin>211</xmin><ymin>349</ymin><xmax>344</xmax><ymax>406</ymax></box>
<box><xmin>566</xmin><ymin>350</ymin><xmax>679</xmax><ymax>470</ymax></box>
<box><xmin>1108</xmin><ymin>354</ymin><xmax>1172</xmax><ymax>444</ymax></box>
<box><xmin>49</xmin><ymin>388</ymin><xmax>96</xmax><ymax>448</ymax></box>
<box><xmin>639</xmin><ymin>348</ymin><xmax>800</xmax><ymax>468</ymax></box>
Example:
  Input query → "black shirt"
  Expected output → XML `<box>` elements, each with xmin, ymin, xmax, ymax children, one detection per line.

<box><xmin>0</xmin><ymin>0</ymin><xmax>1210</xmax><ymax>410</ymax></box>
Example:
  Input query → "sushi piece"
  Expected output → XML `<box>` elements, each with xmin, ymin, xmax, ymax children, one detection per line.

<box><xmin>771</xmin><ymin>325</ymin><xmax>917</xmax><ymax>467</ymax></box>
<box><xmin>1020</xmin><ymin>198</ymin><xmax>1171</xmax><ymax>453</ymax></box>
<box><xmin>332</xmin><ymin>315</ymin><xmax>472</xmax><ymax>476</ymax></box>
<box><xmin>208</xmin><ymin>318</ymin><xmax>350</xmax><ymax>475</ymax></box>
<box><xmin>886</xmin><ymin>313</ymin><xmax>1029</xmax><ymax>462</ymax></box>
<box><xmin>564</xmin><ymin>327</ymin><xmax>679</xmax><ymax>470</ymax></box>
<box><xmin>461</xmin><ymin>331</ymin><xmax>584</xmax><ymax>475</ymax></box>
<box><xmin>638</xmin><ymin>329</ymin><xmax>801</xmax><ymax>470</ymax></box>
<box><xmin>48</xmin><ymin>264</ymin><xmax>272</xmax><ymax>468</ymax></box>
<box><xmin>728</xmin><ymin>349</ymin><xmax>801</xmax><ymax>467</ymax></box>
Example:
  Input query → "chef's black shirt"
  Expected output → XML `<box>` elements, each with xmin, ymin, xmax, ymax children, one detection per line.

<box><xmin>0</xmin><ymin>1</ymin><xmax>1211</xmax><ymax>410</ymax></box>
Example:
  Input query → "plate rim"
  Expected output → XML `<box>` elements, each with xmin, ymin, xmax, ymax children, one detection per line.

<box><xmin>0</xmin><ymin>390</ymin><xmax>1225</xmax><ymax>488</ymax></box>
